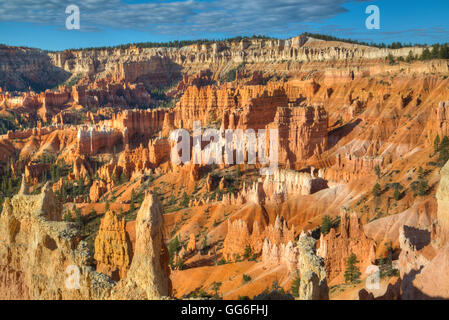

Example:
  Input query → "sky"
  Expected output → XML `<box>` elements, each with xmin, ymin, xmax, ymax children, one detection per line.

<box><xmin>0</xmin><ymin>0</ymin><xmax>448</xmax><ymax>51</ymax></box>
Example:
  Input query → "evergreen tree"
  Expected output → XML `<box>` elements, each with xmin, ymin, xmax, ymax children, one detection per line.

<box><xmin>372</xmin><ymin>183</ymin><xmax>382</xmax><ymax>197</ymax></box>
<box><xmin>77</xmin><ymin>176</ymin><xmax>84</xmax><ymax>195</ymax></box>
<box><xmin>417</xmin><ymin>179</ymin><xmax>429</xmax><ymax>196</ymax></box>
<box><xmin>168</xmin><ymin>236</ymin><xmax>181</xmax><ymax>267</ymax></box>
<box><xmin>130</xmin><ymin>188</ymin><xmax>136</xmax><ymax>203</ymax></box>
<box><xmin>344</xmin><ymin>253</ymin><xmax>361</xmax><ymax>284</ymax></box>
<box><xmin>387</xmin><ymin>53</ymin><xmax>395</xmax><ymax>65</ymax></box>
<box><xmin>374</xmin><ymin>165</ymin><xmax>381</xmax><ymax>179</ymax></box>
<box><xmin>211</xmin><ymin>281</ymin><xmax>222</xmax><ymax>299</ymax></box>
<box><xmin>243</xmin><ymin>245</ymin><xmax>252</xmax><ymax>259</ymax></box>
<box><xmin>394</xmin><ymin>186</ymin><xmax>402</xmax><ymax>201</ymax></box>
<box><xmin>434</xmin><ymin>134</ymin><xmax>441</xmax><ymax>153</ymax></box>
<box><xmin>421</xmin><ymin>48</ymin><xmax>432</xmax><ymax>60</ymax></box>
<box><xmin>320</xmin><ymin>215</ymin><xmax>333</xmax><ymax>235</ymax></box>
<box><xmin>89</xmin><ymin>207</ymin><xmax>97</xmax><ymax>219</ymax></box>
<box><xmin>291</xmin><ymin>271</ymin><xmax>300</xmax><ymax>298</ymax></box>
<box><xmin>74</xmin><ymin>207</ymin><xmax>83</xmax><ymax>225</ymax></box>
<box><xmin>406</xmin><ymin>50</ymin><xmax>415</xmax><ymax>63</ymax></box>
<box><xmin>202</xmin><ymin>232</ymin><xmax>208</xmax><ymax>251</ymax></box>
<box><xmin>120</xmin><ymin>172</ymin><xmax>127</xmax><ymax>184</ymax></box>
<box><xmin>180</xmin><ymin>192</ymin><xmax>189</xmax><ymax>208</ymax></box>
<box><xmin>438</xmin><ymin>136</ymin><xmax>449</xmax><ymax>166</ymax></box>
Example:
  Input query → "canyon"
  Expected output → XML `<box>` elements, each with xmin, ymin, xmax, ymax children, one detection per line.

<box><xmin>0</xmin><ymin>35</ymin><xmax>449</xmax><ymax>300</ymax></box>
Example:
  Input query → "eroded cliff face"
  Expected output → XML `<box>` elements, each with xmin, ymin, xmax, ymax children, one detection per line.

<box><xmin>94</xmin><ymin>210</ymin><xmax>132</xmax><ymax>281</ymax></box>
<box><xmin>0</xmin><ymin>180</ymin><xmax>114</xmax><ymax>299</ymax></box>
<box><xmin>317</xmin><ymin>210</ymin><xmax>376</xmax><ymax>283</ymax></box>
<box><xmin>111</xmin><ymin>192</ymin><xmax>172</xmax><ymax>299</ymax></box>
<box><xmin>46</xmin><ymin>36</ymin><xmax>426</xmax><ymax>84</ymax></box>
<box><xmin>436</xmin><ymin>159</ymin><xmax>449</xmax><ymax>231</ymax></box>
<box><xmin>0</xmin><ymin>179</ymin><xmax>172</xmax><ymax>300</ymax></box>
<box><xmin>2</xmin><ymin>36</ymin><xmax>449</xmax><ymax>300</ymax></box>
<box><xmin>0</xmin><ymin>46</ymin><xmax>70</xmax><ymax>92</ymax></box>
<box><xmin>297</xmin><ymin>233</ymin><xmax>329</xmax><ymax>300</ymax></box>
<box><xmin>395</xmin><ymin>161</ymin><xmax>449</xmax><ymax>299</ymax></box>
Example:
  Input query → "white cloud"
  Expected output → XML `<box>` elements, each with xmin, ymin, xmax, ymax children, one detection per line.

<box><xmin>0</xmin><ymin>0</ymin><xmax>368</xmax><ymax>35</ymax></box>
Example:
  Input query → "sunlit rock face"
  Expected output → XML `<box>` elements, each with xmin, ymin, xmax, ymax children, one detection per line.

<box><xmin>436</xmin><ymin>159</ymin><xmax>449</xmax><ymax>231</ymax></box>
<box><xmin>317</xmin><ymin>210</ymin><xmax>376</xmax><ymax>282</ymax></box>
<box><xmin>112</xmin><ymin>192</ymin><xmax>172</xmax><ymax>300</ymax></box>
<box><xmin>0</xmin><ymin>180</ymin><xmax>114</xmax><ymax>299</ymax></box>
<box><xmin>94</xmin><ymin>210</ymin><xmax>132</xmax><ymax>281</ymax></box>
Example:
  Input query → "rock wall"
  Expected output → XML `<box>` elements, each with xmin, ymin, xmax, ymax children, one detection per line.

<box><xmin>111</xmin><ymin>192</ymin><xmax>172</xmax><ymax>299</ymax></box>
<box><xmin>317</xmin><ymin>210</ymin><xmax>376</xmax><ymax>282</ymax></box>
<box><xmin>107</xmin><ymin>109</ymin><xmax>166</xmax><ymax>145</ymax></box>
<box><xmin>267</xmin><ymin>103</ymin><xmax>328</xmax><ymax>167</ymax></box>
<box><xmin>47</xmin><ymin>36</ymin><xmax>427</xmax><ymax>85</ymax></box>
<box><xmin>0</xmin><ymin>181</ymin><xmax>114</xmax><ymax>299</ymax></box>
<box><xmin>77</xmin><ymin>125</ymin><xmax>124</xmax><ymax>155</ymax></box>
<box><xmin>297</xmin><ymin>233</ymin><xmax>329</xmax><ymax>300</ymax></box>
<box><xmin>223</xmin><ymin>215</ymin><xmax>295</xmax><ymax>263</ymax></box>
<box><xmin>94</xmin><ymin>210</ymin><xmax>132</xmax><ymax>281</ymax></box>
<box><xmin>0</xmin><ymin>46</ymin><xmax>70</xmax><ymax>91</ymax></box>
<box><xmin>436</xmin><ymin>158</ymin><xmax>449</xmax><ymax>231</ymax></box>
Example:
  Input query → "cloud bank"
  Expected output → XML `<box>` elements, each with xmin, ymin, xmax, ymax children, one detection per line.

<box><xmin>0</xmin><ymin>0</ymin><xmax>370</xmax><ymax>35</ymax></box>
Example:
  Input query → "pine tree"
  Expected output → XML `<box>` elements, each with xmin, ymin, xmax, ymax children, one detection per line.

<box><xmin>180</xmin><ymin>192</ymin><xmax>189</xmax><ymax>208</ymax></box>
<box><xmin>120</xmin><ymin>172</ymin><xmax>127</xmax><ymax>184</ymax></box>
<box><xmin>406</xmin><ymin>50</ymin><xmax>415</xmax><ymax>63</ymax></box>
<box><xmin>74</xmin><ymin>207</ymin><xmax>83</xmax><ymax>225</ymax></box>
<box><xmin>320</xmin><ymin>215</ymin><xmax>333</xmax><ymax>235</ymax></box>
<box><xmin>202</xmin><ymin>232</ymin><xmax>208</xmax><ymax>251</ymax></box>
<box><xmin>394</xmin><ymin>187</ymin><xmax>401</xmax><ymax>201</ymax></box>
<box><xmin>374</xmin><ymin>165</ymin><xmax>381</xmax><ymax>179</ymax></box>
<box><xmin>211</xmin><ymin>281</ymin><xmax>222</xmax><ymax>298</ymax></box>
<box><xmin>243</xmin><ymin>245</ymin><xmax>252</xmax><ymax>259</ymax></box>
<box><xmin>372</xmin><ymin>183</ymin><xmax>382</xmax><ymax>197</ymax></box>
<box><xmin>434</xmin><ymin>134</ymin><xmax>441</xmax><ymax>153</ymax></box>
<box><xmin>291</xmin><ymin>271</ymin><xmax>300</xmax><ymax>297</ymax></box>
<box><xmin>89</xmin><ymin>207</ymin><xmax>97</xmax><ymax>219</ymax></box>
<box><xmin>387</xmin><ymin>53</ymin><xmax>395</xmax><ymax>65</ymax></box>
<box><xmin>418</xmin><ymin>179</ymin><xmax>429</xmax><ymax>196</ymax></box>
<box><xmin>344</xmin><ymin>253</ymin><xmax>361</xmax><ymax>284</ymax></box>
<box><xmin>421</xmin><ymin>48</ymin><xmax>432</xmax><ymax>60</ymax></box>
<box><xmin>438</xmin><ymin>136</ymin><xmax>449</xmax><ymax>166</ymax></box>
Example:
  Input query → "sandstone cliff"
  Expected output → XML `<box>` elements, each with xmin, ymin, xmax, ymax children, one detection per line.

<box><xmin>317</xmin><ymin>210</ymin><xmax>376</xmax><ymax>282</ymax></box>
<box><xmin>94</xmin><ymin>210</ymin><xmax>132</xmax><ymax>281</ymax></box>
<box><xmin>436</xmin><ymin>159</ymin><xmax>449</xmax><ymax>231</ymax></box>
<box><xmin>297</xmin><ymin>233</ymin><xmax>329</xmax><ymax>300</ymax></box>
<box><xmin>0</xmin><ymin>180</ymin><xmax>114</xmax><ymax>299</ymax></box>
<box><xmin>111</xmin><ymin>192</ymin><xmax>172</xmax><ymax>299</ymax></box>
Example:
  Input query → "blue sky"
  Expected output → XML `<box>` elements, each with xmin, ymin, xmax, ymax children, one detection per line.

<box><xmin>0</xmin><ymin>0</ymin><xmax>448</xmax><ymax>51</ymax></box>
